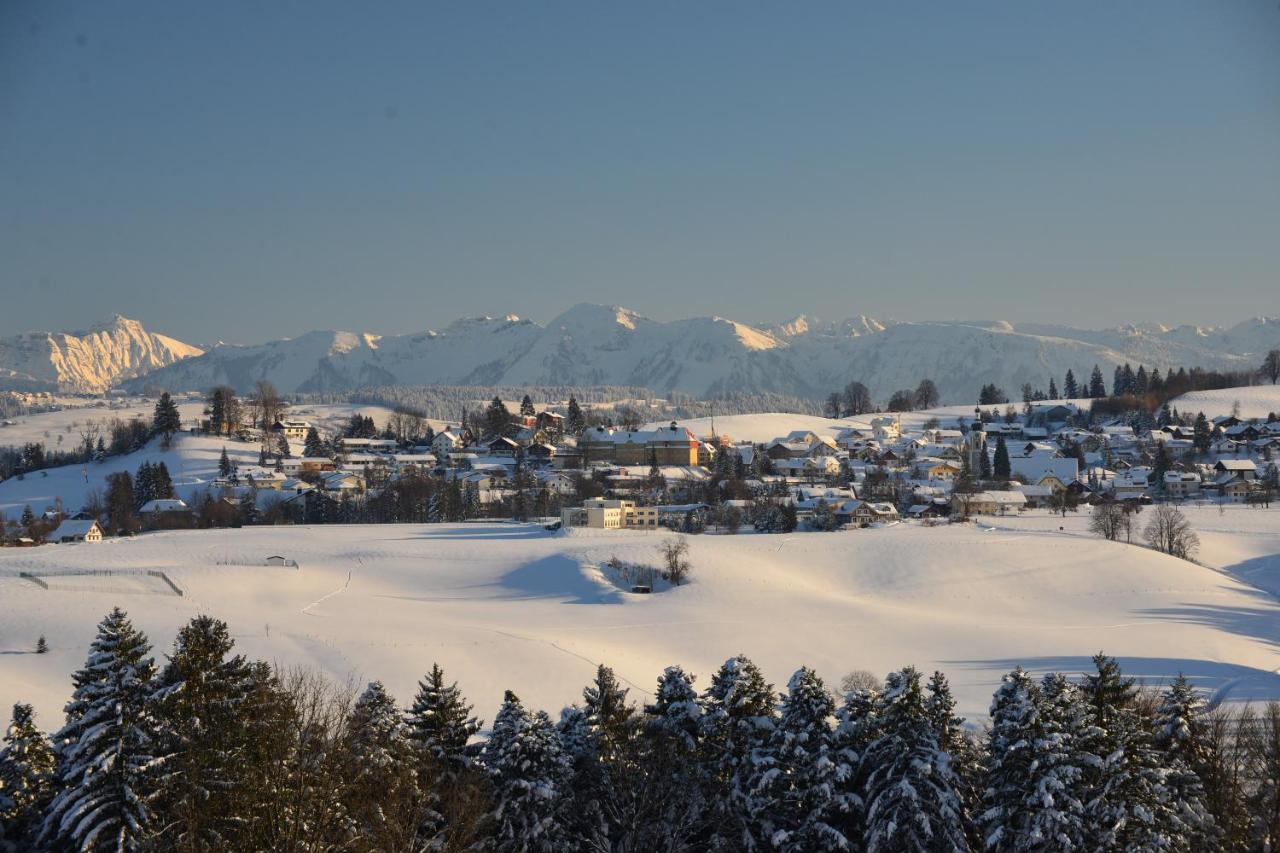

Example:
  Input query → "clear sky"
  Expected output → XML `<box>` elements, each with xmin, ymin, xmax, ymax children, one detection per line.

<box><xmin>2</xmin><ymin>1</ymin><xmax>1277</xmax><ymax>343</ymax></box>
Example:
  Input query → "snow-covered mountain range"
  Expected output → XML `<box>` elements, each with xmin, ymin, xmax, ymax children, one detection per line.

<box><xmin>7</xmin><ymin>308</ymin><xmax>1279</xmax><ymax>403</ymax></box>
<box><xmin>0</xmin><ymin>315</ymin><xmax>203</xmax><ymax>394</ymax></box>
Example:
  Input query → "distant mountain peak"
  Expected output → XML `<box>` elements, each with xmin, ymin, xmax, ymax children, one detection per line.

<box><xmin>0</xmin><ymin>317</ymin><xmax>202</xmax><ymax>393</ymax></box>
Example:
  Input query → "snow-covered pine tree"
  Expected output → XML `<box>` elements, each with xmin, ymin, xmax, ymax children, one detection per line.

<box><xmin>862</xmin><ymin>667</ymin><xmax>970</xmax><ymax>853</ymax></box>
<box><xmin>41</xmin><ymin>608</ymin><xmax>158</xmax><ymax>852</ymax></box>
<box><xmin>749</xmin><ymin>667</ymin><xmax>854</xmax><ymax>851</ymax></box>
<box><xmin>646</xmin><ymin>665</ymin><xmax>702</xmax><ymax>754</ymax></box>
<box><xmin>341</xmin><ymin>681</ymin><xmax>422</xmax><ymax>851</ymax></box>
<box><xmin>520</xmin><ymin>394</ymin><xmax>536</xmax><ymax>417</ymax></box>
<box><xmin>700</xmin><ymin>654</ymin><xmax>778</xmax><ymax>850</ymax></box>
<box><xmin>566</xmin><ymin>397</ymin><xmax>584</xmax><ymax>436</ymax></box>
<box><xmin>834</xmin><ymin>679</ymin><xmax>880</xmax><ymax>841</ymax></box>
<box><xmin>148</xmin><ymin>615</ymin><xmax>260</xmax><ymax>849</ymax></box>
<box><xmin>303</xmin><ymin>426</ymin><xmax>325</xmax><ymax>458</ymax></box>
<box><xmin>927</xmin><ymin>670</ymin><xmax>981</xmax><ymax>843</ymax></box>
<box><xmin>636</xmin><ymin>665</ymin><xmax>708</xmax><ymax>849</ymax></box>
<box><xmin>0</xmin><ymin>702</ymin><xmax>56</xmax><ymax>848</ymax></box>
<box><xmin>1080</xmin><ymin>654</ymin><xmax>1182</xmax><ymax>850</ymax></box>
<box><xmin>405</xmin><ymin>663</ymin><xmax>482</xmax><ymax>771</ymax></box>
<box><xmin>1152</xmin><ymin>675</ymin><xmax>1218</xmax><ymax>848</ymax></box>
<box><xmin>480</xmin><ymin>691</ymin><xmax>571</xmax><ymax>852</ymax></box>
<box><xmin>582</xmin><ymin>664</ymin><xmax>637</xmax><ymax>764</ymax></box>
<box><xmin>981</xmin><ymin>668</ymin><xmax>1086</xmax><ymax>851</ymax></box>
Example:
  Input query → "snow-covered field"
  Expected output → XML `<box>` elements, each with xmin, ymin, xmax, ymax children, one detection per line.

<box><xmin>1171</xmin><ymin>384</ymin><xmax>1280</xmax><ymax>419</ymax></box>
<box><xmin>5</xmin><ymin>513</ymin><xmax>1280</xmax><ymax>733</ymax></box>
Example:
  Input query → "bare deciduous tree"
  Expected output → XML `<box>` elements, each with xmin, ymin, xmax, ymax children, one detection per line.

<box><xmin>660</xmin><ymin>536</ymin><xmax>691</xmax><ymax>586</ymax></box>
<box><xmin>1144</xmin><ymin>504</ymin><xmax>1199</xmax><ymax>560</ymax></box>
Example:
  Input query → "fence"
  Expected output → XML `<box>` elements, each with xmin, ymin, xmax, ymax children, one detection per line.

<box><xmin>15</xmin><ymin>568</ymin><xmax>184</xmax><ymax>597</ymax></box>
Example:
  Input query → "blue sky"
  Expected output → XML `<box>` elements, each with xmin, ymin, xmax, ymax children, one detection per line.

<box><xmin>2</xmin><ymin>1</ymin><xmax>1277</xmax><ymax>343</ymax></box>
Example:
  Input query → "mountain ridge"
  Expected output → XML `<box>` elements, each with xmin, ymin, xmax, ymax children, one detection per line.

<box><xmin>6</xmin><ymin>307</ymin><xmax>1278</xmax><ymax>403</ymax></box>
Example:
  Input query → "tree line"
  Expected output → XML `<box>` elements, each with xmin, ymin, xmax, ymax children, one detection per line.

<box><xmin>6</xmin><ymin>609</ymin><xmax>1280</xmax><ymax>851</ymax></box>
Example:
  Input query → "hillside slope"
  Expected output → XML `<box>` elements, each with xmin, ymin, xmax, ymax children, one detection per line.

<box><xmin>4</xmin><ymin>520</ymin><xmax>1280</xmax><ymax>729</ymax></box>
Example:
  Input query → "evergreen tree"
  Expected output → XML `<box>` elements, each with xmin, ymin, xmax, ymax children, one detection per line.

<box><xmin>1063</xmin><ymin>370</ymin><xmax>1079</xmax><ymax>400</ymax></box>
<box><xmin>41</xmin><ymin>608</ymin><xmax>158</xmax><ymax>852</ymax></box>
<box><xmin>981</xmin><ymin>668</ymin><xmax>1085</xmax><ymax>851</ymax></box>
<box><xmin>480</xmin><ymin>691</ymin><xmax>571</xmax><ymax>852</ymax></box>
<box><xmin>749</xmin><ymin>667</ymin><xmax>854</xmax><ymax>851</ymax></box>
<box><xmin>148</xmin><ymin>615</ymin><xmax>261</xmax><ymax>849</ymax></box>
<box><xmin>1048</xmin><ymin>377</ymin><xmax>1059</xmax><ymax>399</ymax></box>
<box><xmin>19</xmin><ymin>505</ymin><xmax>35</xmax><ymax>532</ymax></box>
<box><xmin>303</xmin><ymin>426</ymin><xmax>325</xmax><ymax>458</ymax></box>
<box><xmin>1088</xmin><ymin>365</ymin><xmax>1106</xmax><ymax>398</ymax></box>
<box><xmin>566</xmin><ymin>397</ymin><xmax>585</xmax><ymax>437</ymax></box>
<box><xmin>1152</xmin><ymin>675</ymin><xmax>1218</xmax><ymax>848</ymax></box>
<box><xmin>645</xmin><ymin>665</ymin><xmax>702</xmax><ymax>755</ymax></box>
<box><xmin>700</xmin><ymin>655</ymin><xmax>778</xmax><ymax>849</ymax></box>
<box><xmin>862</xmin><ymin>667</ymin><xmax>970</xmax><ymax>852</ymax></box>
<box><xmin>979</xmin><ymin>445</ymin><xmax>993</xmax><ymax>481</ymax></box>
<box><xmin>151</xmin><ymin>392</ymin><xmax>182</xmax><ymax>445</ymax></box>
<box><xmin>993</xmin><ymin>436</ymin><xmax>1011</xmax><ymax>481</ymax></box>
<box><xmin>1193</xmin><ymin>412</ymin><xmax>1212</xmax><ymax>455</ymax></box>
<box><xmin>341</xmin><ymin>681</ymin><xmax>422</xmax><ymax>851</ymax></box>
<box><xmin>485</xmin><ymin>397</ymin><xmax>512</xmax><ymax>440</ymax></box>
<box><xmin>520</xmin><ymin>395</ymin><xmax>536</xmax><ymax>418</ymax></box>
<box><xmin>582</xmin><ymin>664</ymin><xmax>637</xmax><ymax>765</ymax></box>
<box><xmin>405</xmin><ymin>663</ymin><xmax>481</xmax><ymax>770</ymax></box>
<box><xmin>218</xmin><ymin>446</ymin><xmax>233</xmax><ymax>478</ymax></box>
<box><xmin>0</xmin><ymin>702</ymin><xmax>56</xmax><ymax>847</ymax></box>
<box><xmin>1080</xmin><ymin>653</ymin><xmax>1180</xmax><ymax>850</ymax></box>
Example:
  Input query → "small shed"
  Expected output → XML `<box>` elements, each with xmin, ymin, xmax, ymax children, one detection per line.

<box><xmin>264</xmin><ymin>555</ymin><xmax>297</xmax><ymax>567</ymax></box>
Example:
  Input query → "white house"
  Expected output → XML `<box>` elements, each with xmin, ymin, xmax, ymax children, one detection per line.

<box><xmin>50</xmin><ymin>519</ymin><xmax>103</xmax><ymax>543</ymax></box>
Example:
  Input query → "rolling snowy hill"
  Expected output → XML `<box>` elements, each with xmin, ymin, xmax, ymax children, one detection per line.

<box><xmin>0</xmin><ymin>316</ymin><xmax>202</xmax><ymax>393</ymax></box>
<box><xmin>122</xmin><ymin>305</ymin><xmax>1280</xmax><ymax>404</ymax></box>
<box><xmin>4</xmin><ymin>515</ymin><xmax>1280</xmax><ymax>731</ymax></box>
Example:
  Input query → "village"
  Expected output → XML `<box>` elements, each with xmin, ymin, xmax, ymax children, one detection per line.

<box><xmin>9</xmin><ymin>381</ymin><xmax>1279</xmax><ymax>547</ymax></box>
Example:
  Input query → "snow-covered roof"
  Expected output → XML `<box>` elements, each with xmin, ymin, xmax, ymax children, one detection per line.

<box><xmin>51</xmin><ymin>519</ymin><xmax>100</xmax><ymax>539</ymax></box>
<box><xmin>138</xmin><ymin>499</ymin><xmax>190</xmax><ymax>513</ymax></box>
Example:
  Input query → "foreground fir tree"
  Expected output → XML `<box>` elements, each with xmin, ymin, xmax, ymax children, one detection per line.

<box><xmin>341</xmin><ymin>681</ymin><xmax>423</xmax><ymax>851</ymax></box>
<box><xmin>582</xmin><ymin>664</ymin><xmax>638</xmax><ymax>764</ymax></box>
<box><xmin>927</xmin><ymin>669</ymin><xmax>982</xmax><ymax>840</ymax></box>
<box><xmin>0</xmin><ymin>702</ymin><xmax>56</xmax><ymax>848</ymax></box>
<box><xmin>1152</xmin><ymin>675</ymin><xmax>1218</xmax><ymax>848</ymax></box>
<box><xmin>149</xmin><ymin>615</ymin><xmax>262</xmax><ymax>849</ymax></box>
<box><xmin>406</xmin><ymin>663</ymin><xmax>482</xmax><ymax>769</ymax></box>
<box><xmin>862</xmin><ymin>667</ymin><xmax>970</xmax><ymax>852</ymax></box>
<box><xmin>642</xmin><ymin>666</ymin><xmax>708</xmax><ymax>850</ymax></box>
<box><xmin>749</xmin><ymin>667</ymin><xmax>855</xmax><ymax>851</ymax></box>
<box><xmin>1080</xmin><ymin>654</ymin><xmax>1182</xmax><ymax>850</ymax></box>
<box><xmin>41</xmin><ymin>608</ymin><xmax>158</xmax><ymax>852</ymax></box>
<box><xmin>481</xmin><ymin>691</ymin><xmax>572</xmax><ymax>853</ymax></box>
<box><xmin>981</xmin><ymin>668</ymin><xmax>1085</xmax><ymax>851</ymax></box>
<box><xmin>404</xmin><ymin>664</ymin><xmax>484</xmax><ymax>849</ymax></box>
<box><xmin>700</xmin><ymin>654</ymin><xmax>778</xmax><ymax>850</ymax></box>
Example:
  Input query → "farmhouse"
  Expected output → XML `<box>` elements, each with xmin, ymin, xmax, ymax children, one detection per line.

<box><xmin>50</xmin><ymin>519</ymin><xmax>103</xmax><ymax>543</ymax></box>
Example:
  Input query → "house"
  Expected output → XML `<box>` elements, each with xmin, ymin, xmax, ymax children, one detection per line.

<box><xmin>486</xmin><ymin>436</ymin><xmax>520</xmax><ymax>458</ymax></box>
<box><xmin>1011</xmin><ymin>483</ymin><xmax>1055</xmax><ymax>508</ymax></box>
<box><xmin>50</xmin><ymin>519</ymin><xmax>103</xmax><ymax>543</ymax></box>
<box><xmin>560</xmin><ymin>499</ymin><xmax>661</xmax><ymax>530</ymax></box>
<box><xmin>138</xmin><ymin>498</ymin><xmax>192</xmax><ymax>517</ymax></box>
<box><xmin>526</xmin><ymin>443</ymin><xmax>556</xmax><ymax>465</ymax></box>
<box><xmin>960</xmin><ymin>491</ymin><xmax>1027</xmax><ymax>515</ymax></box>
<box><xmin>431</xmin><ymin>430</ymin><xmax>464</xmax><ymax>456</ymax></box>
<box><xmin>271</xmin><ymin>419</ymin><xmax>313</xmax><ymax>440</ymax></box>
<box><xmin>1162</xmin><ymin>471</ymin><xmax>1201</xmax><ymax>499</ymax></box>
<box><xmin>580</xmin><ymin>423</ymin><xmax>700</xmax><ymax>466</ymax></box>
<box><xmin>1214</xmin><ymin>459</ymin><xmax>1258</xmax><ymax>480</ymax></box>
